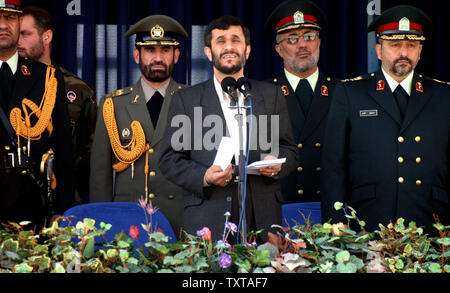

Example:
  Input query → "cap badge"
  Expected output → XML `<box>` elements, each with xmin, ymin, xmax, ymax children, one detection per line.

<box><xmin>0</xmin><ymin>0</ymin><xmax>4</xmax><ymax>7</ymax></box>
<box><xmin>376</xmin><ymin>80</ymin><xmax>385</xmax><ymax>91</ymax></box>
<box><xmin>294</xmin><ymin>11</ymin><xmax>305</xmax><ymax>24</ymax></box>
<box><xmin>399</xmin><ymin>17</ymin><xmax>410</xmax><ymax>31</ymax></box>
<box><xmin>281</xmin><ymin>85</ymin><xmax>290</xmax><ymax>96</ymax></box>
<box><xmin>416</xmin><ymin>82</ymin><xmax>424</xmax><ymax>93</ymax></box>
<box><xmin>151</xmin><ymin>25</ymin><xmax>165</xmax><ymax>39</ymax></box>
<box><xmin>122</xmin><ymin>128</ymin><xmax>131</xmax><ymax>138</ymax></box>
<box><xmin>21</xmin><ymin>65</ymin><xmax>31</xmax><ymax>76</ymax></box>
<box><xmin>321</xmin><ymin>85</ymin><xmax>329</xmax><ymax>96</ymax></box>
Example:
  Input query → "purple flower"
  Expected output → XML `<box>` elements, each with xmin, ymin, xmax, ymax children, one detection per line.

<box><xmin>225</xmin><ymin>222</ymin><xmax>238</xmax><ymax>234</ymax></box>
<box><xmin>218</xmin><ymin>253</ymin><xmax>232</xmax><ymax>269</ymax></box>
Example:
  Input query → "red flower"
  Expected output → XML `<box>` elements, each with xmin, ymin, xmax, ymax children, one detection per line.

<box><xmin>129</xmin><ymin>225</ymin><xmax>140</xmax><ymax>240</ymax></box>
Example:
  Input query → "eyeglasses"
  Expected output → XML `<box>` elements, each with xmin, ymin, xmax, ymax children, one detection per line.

<box><xmin>278</xmin><ymin>32</ymin><xmax>318</xmax><ymax>45</ymax></box>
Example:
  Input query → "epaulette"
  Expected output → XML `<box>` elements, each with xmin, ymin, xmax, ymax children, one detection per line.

<box><xmin>341</xmin><ymin>72</ymin><xmax>376</xmax><ymax>83</ymax></box>
<box><xmin>108</xmin><ymin>86</ymin><xmax>133</xmax><ymax>98</ymax></box>
<box><xmin>431</xmin><ymin>78</ymin><xmax>450</xmax><ymax>86</ymax></box>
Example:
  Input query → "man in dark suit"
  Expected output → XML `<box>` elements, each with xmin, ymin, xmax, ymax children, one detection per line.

<box><xmin>0</xmin><ymin>0</ymin><xmax>74</xmax><ymax>230</ymax></box>
<box><xmin>90</xmin><ymin>15</ymin><xmax>188</xmax><ymax>238</ymax></box>
<box><xmin>159</xmin><ymin>16</ymin><xmax>297</xmax><ymax>243</ymax></box>
<box><xmin>321</xmin><ymin>5</ymin><xmax>450</xmax><ymax>235</ymax></box>
<box><xmin>265</xmin><ymin>0</ymin><xmax>339</xmax><ymax>203</ymax></box>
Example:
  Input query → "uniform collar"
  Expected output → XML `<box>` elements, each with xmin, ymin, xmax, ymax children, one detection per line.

<box><xmin>284</xmin><ymin>67</ymin><xmax>319</xmax><ymax>92</ymax></box>
<box><xmin>0</xmin><ymin>51</ymin><xmax>19</xmax><ymax>75</ymax></box>
<box><xmin>140</xmin><ymin>78</ymin><xmax>170</xmax><ymax>103</ymax></box>
<box><xmin>381</xmin><ymin>67</ymin><xmax>414</xmax><ymax>96</ymax></box>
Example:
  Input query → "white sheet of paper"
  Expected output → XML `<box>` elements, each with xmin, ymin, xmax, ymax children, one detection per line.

<box><xmin>213</xmin><ymin>137</ymin><xmax>235</xmax><ymax>171</ymax></box>
<box><xmin>246</xmin><ymin>158</ymin><xmax>286</xmax><ymax>175</ymax></box>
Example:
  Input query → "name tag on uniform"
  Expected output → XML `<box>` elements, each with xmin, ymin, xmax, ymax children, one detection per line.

<box><xmin>360</xmin><ymin>110</ymin><xmax>378</xmax><ymax>117</ymax></box>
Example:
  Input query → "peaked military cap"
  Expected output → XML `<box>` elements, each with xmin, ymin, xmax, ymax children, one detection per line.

<box><xmin>264</xmin><ymin>0</ymin><xmax>326</xmax><ymax>35</ymax></box>
<box><xmin>125</xmin><ymin>14</ymin><xmax>188</xmax><ymax>47</ymax></box>
<box><xmin>0</xmin><ymin>0</ymin><xmax>22</xmax><ymax>13</ymax></box>
<box><xmin>368</xmin><ymin>5</ymin><xmax>432</xmax><ymax>41</ymax></box>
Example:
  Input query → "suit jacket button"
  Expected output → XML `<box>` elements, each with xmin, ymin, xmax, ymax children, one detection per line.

<box><xmin>398</xmin><ymin>157</ymin><xmax>404</xmax><ymax>163</ymax></box>
<box><xmin>316</xmin><ymin>167</ymin><xmax>321</xmax><ymax>172</ymax></box>
<box><xmin>316</xmin><ymin>190</ymin><xmax>321</xmax><ymax>195</ymax></box>
<box><xmin>298</xmin><ymin>189</ymin><xmax>304</xmax><ymax>195</ymax></box>
<box><xmin>149</xmin><ymin>193</ymin><xmax>155</xmax><ymax>199</ymax></box>
<box><xmin>226</xmin><ymin>196</ymin><xmax>232</xmax><ymax>202</ymax></box>
<box><xmin>398</xmin><ymin>137</ymin><xmax>405</xmax><ymax>143</ymax></box>
<box><xmin>315</xmin><ymin>143</ymin><xmax>321</xmax><ymax>148</ymax></box>
<box><xmin>415</xmin><ymin>136</ymin><xmax>421</xmax><ymax>143</ymax></box>
<box><xmin>168</xmin><ymin>195</ymin><xmax>175</xmax><ymax>200</ymax></box>
<box><xmin>416</xmin><ymin>180</ymin><xmax>422</xmax><ymax>186</ymax></box>
<box><xmin>5</xmin><ymin>146</ymin><xmax>10</xmax><ymax>151</ymax></box>
<box><xmin>398</xmin><ymin>177</ymin><xmax>405</xmax><ymax>184</ymax></box>
<box><xmin>149</xmin><ymin>148</ymin><xmax>155</xmax><ymax>154</ymax></box>
<box><xmin>415</xmin><ymin>157</ymin><xmax>422</xmax><ymax>164</ymax></box>
<box><xmin>297</xmin><ymin>166</ymin><xmax>303</xmax><ymax>172</ymax></box>
<box><xmin>150</xmin><ymin>171</ymin><xmax>156</xmax><ymax>177</ymax></box>
<box><xmin>298</xmin><ymin>144</ymin><xmax>303</xmax><ymax>149</ymax></box>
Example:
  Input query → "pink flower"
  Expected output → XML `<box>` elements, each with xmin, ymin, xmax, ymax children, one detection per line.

<box><xmin>129</xmin><ymin>225</ymin><xmax>140</xmax><ymax>240</ymax></box>
<box><xmin>196</xmin><ymin>227</ymin><xmax>212</xmax><ymax>243</ymax></box>
<box><xmin>139</xmin><ymin>196</ymin><xmax>147</xmax><ymax>209</ymax></box>
<box><xmin>147</xmin><ymin>200</ymin><xmax>158</xmax><ymax>215</ymax></box>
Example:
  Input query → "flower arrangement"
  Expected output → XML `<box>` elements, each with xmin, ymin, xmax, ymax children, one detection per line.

<box><xmin>0</xmin><ymin>202</ymin><xmax>448</xmax><ymax>273</ymax></box>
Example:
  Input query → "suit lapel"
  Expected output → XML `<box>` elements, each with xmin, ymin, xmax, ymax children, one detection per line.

<box><xmin>10</xmin><ymin>58</ymin><xmax>41</xmax><ymax>110</ymax></box>
<box><xmin>151</xmin><ymin>78</ymin><xmax>179</xmax><ymax>147</ymax></box>
<box><xmin>126</xmin><ymin>79</ymin><xmax>154</xmax><ymax>142</ymax></box>
<box><xmin>300</xmin><ymin>73</ymin><xmax>331</xmax><ymax>141</ymax></box>
<box><xmin>368</xmin><ymin>70</ymin><xmax>403</xmax><ymax>126</ymax></box>
<box><xmin>278</xmin><ymin>73</ymin><xmax>305</xmax><ymax>135</ymax></box>
<box><xmin>400</xmin><ymin>73</ymin><xmax>432</xmax><ymax>133</ymax></box>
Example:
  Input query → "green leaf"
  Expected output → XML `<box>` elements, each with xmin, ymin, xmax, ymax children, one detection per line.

<box><xmin>336</xmin><ymin>251</ymin><xmax>351</xmax><ymax>263</ymax></box>
<box><xmin>1</xmin><ymin>239</ymin><xmax>19</xmax><ymax>253</ymax></box>
<box><xmin>83</xmin><ymin>237</ymin><xmax>95</xmax><ymax>259</ymax></box>
<box><xmin>436</xmin><ymin>238</ymin><xmax>450</xmax><ymax>246</ymax></box>
<box><xmin>83</xmin><ymin>218</ymin><xmax>96</xmax><ymax>230</ymax></box>
<box><xmin>13</xmin><ymin>263</ymin><xmax>33</xmax><ymax>273</ymax></box>
<box><xmin>336</xmin><ymin>262</ymin><xmax>357</xmax><ymax>273</ymax></box>
<box><xmin>428</xmin><ymin>263</ymin><xmax>442</xmax><ymax>273</ymax></box>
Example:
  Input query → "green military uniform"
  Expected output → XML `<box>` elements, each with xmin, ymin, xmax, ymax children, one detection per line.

<box><xmin>90</xmin><ymin>15</ymin><xmax>189</xmax><ymax>238</ymax></box>
<box><xmin>57</xmin><ymin>65</ymin><xmax>97</xmax><ymax>203</ymax></box>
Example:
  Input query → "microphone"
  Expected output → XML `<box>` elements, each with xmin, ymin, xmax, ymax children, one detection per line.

<box><xmin>237</xmin><ymin>77</ymin><xmax>253</xmax><ymax>100</ymax></box>
<box><xmin>221</xmin><ymin>77</ymin><xmax>238</xmax><ymax>105</ymax></box>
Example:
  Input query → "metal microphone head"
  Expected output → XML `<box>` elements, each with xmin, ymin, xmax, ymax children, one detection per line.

<box><xmin>237</xmin><ymin>77</ymin><xmax>252</xmax><ymax>99</ymax></box>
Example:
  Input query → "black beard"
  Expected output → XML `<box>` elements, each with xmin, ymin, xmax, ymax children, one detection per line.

<box><xmin>211</xmin><ymin>50</ymin><xmax>247</xmax><ymax>75</ymax></box>
<box><xmin>139</xmin><ymin>60</ymin><xmax>174</xmax><ymax>83</ymax></box>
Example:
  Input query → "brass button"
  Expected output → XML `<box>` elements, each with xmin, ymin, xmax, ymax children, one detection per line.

<box><xmin>168</xmin><ymin>195</ymin><xmax>175</xmax><ymax>200</ymax></box>
<box><xmin>316</xmin><ymin>190</ymin><xmax>321</xmax><ymax>195</ymax></box>
<box><xmin>21</xmin><ymin>170</ymin><xmax>27</xmax><ymax>175</ymax></box>
<box><xmin>315</xmin><ymin>143</ymin><xmax>321</xmax><ymax>148</ymax></box>
<box><xmin>398</xmin><ymin>177</ymin><xmax>405</xmax><ymax>184</ymax></box>
<box><xmin>297</xmin><ymin>144</ymin><xmax>303</xmax><ymax>149</ymax></box>
<box><xmin>416</xmin><ymin>180</ymin><xmax>422</xmax><ymax>186</ymax></box>
<box><xmin>398</xmin><ymin>137</ymin><xmax>405</xmax><ymax>143</ymax></box>
<box><xmin>149</xmin><ymin>148</ymin><xmax>155</xmax><ymax>154</ymax></box>
<box><xmin>415</xmin><ymin>157</ymin><xmax>422</xmax><ymax>164</ymax></box>
<box><xmin>5</xmin><ymin>146</ymin><xmax>10</xmax><ymax>151</ymax></box>
<box><xmin>149</xmin><ymin>193</ymin><xmax>155</xmax><ymax>199</ymax></box>
<box><xmin>298</xmin><ymin>189</ymin><xmax>304</xmax><ymax>196</ymax></box>
<box><xmin>316</xmin><ymin>167</ymin><xmax>321</xmax><ymax>172</ymax></box>
<box><xmin>22</xmin><ymin>146</ymin><xmax>27</xmax><ymax>152</ymax></box>
<box><xmin>297</xmin><ymin>167</ymin><xmax>303</xmax><ymax>172</ymax></box>
<box><xmin>150</xmin><ymin>171</ymin><xmax>156</xmax><ymax>177</ymax></box>
<box><xmin>398</xmin><ymin>157</ymin><xmax>404</xmax><ymax>163</ymax></box>
<box><xmin>415</xmin><ymin>136</ymin><xmax>421</xmax><ymax>143</ymax></box>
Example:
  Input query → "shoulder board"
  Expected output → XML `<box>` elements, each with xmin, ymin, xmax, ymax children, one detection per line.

<box><xmin>108</xmin><ymin>87</ymin><xmax>133</xmax><ymax>98</ymax></box>
<box><xmin>341</xmin><ymin>72</ymin><xmax>376</xmax><ymax>83</ymax></box>
<box><xmin>432</xmin><ymin>78</ymin><xmax>450</xmax><ymax>86</ymax></box>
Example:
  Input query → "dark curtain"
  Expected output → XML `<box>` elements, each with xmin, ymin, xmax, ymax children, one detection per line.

<box><xmin>23</xmin><ymin>0</ymin><xmax>450</xmax><ymax>97</ymax></box>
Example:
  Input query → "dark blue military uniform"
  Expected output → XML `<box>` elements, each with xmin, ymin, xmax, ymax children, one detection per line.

<box><xmin>273</xmin><ymin>72</ymin><xmax>339</xmax><ymax>203</ymax></box>
<box><xmin>321</xmin><ymin>70</ymin><xmax>450</xmax><ymax>235</ymax></box>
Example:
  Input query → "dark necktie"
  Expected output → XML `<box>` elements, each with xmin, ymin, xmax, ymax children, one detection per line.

<box><xmin>295</xmin><ymin>79</ymin><xmax>314</xmax><ymax>116</ymax></box>
<box><xmin>147</xmin><ymin>91</ymin><xmax>164</xmax><ymax>127</ymax></box>
<box><xmin>0</xmin><ymin>62</ymin><xmax>14</xmax><ymax>110</ymax></box>
<box><xmin>393</xmin><ymin>85</ymin><xmax>409</xmax><ymax>119</ymax></box>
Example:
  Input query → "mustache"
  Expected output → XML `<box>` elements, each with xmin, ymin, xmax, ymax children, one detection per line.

<box><xmin>0</xmin><ymin>29</ymin><xmax>12</xmax><ymax>35</ymax></box>
<box><xmin>149</xmin><ymin>62</ymin><xmax>168</xmax><ymax>70</ymax></box>
<box><xmin>394</xmin><ymin>57</ymin><xmax>412</xmax><ymax>65</ymax></box>
<box><xmin>220</xmin><ymin>50</ymin><xmax>240</xmax><ymax>58</ymax></box>
<box><xmin>296</xmin><ymin>49</ymin><xmax>312</xmax><ymax>57</ymax></box>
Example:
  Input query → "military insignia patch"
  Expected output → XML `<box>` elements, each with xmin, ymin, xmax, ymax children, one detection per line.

<box><xmin>321</xmin><ymin>85</ymin><xmax>329</xmax><ymax>96</ymax></box>
<box><xmin>376</xmin><ymin>80</ymin><xmax>385</xmax><ymax>91</ymax></box>
<box><xmin>294</xmin><ymin>11</ymin><xmax>305</xmax><ymax>24</ymax></box>
<box><xmin>416</xmin><ymin>82</ymin><xmax>424</xmax><ymax>93</ymax></box>
<box><xmin>399</xmin><ymin>17</ymin><xmax>411</xmax><ymax>31</ymax></box>
<box><xmin>67</xmin><ymin>91</ymin><xmax>77</xmax><ymax>103</ymax></box>
<box><xmin>281</xmin><ymin>85</ymin><xmax>290</xmax><ymax>96</ymax></box>
<box><xmin>21</xmin><ymin>65</ymin><xmax>31</xmax><ymax>76</ymax></box>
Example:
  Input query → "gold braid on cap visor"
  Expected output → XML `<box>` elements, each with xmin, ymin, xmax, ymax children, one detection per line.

<box><xmin>277</xmin><ymin>23</ymin><xmax>321</xmax><ymax>34</ymax></box>
<box><xmin>136</xmin><ymin>40</ymin><xmax>180</xmax><ymax>46</ymax></box>
<box><xmin>378</xmin><ymin>34</ymin><xmax>426</xmax><ymax>41</ymax></box>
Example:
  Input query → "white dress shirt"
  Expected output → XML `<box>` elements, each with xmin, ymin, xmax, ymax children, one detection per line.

<box><xmin>284</xmin><ymin>67</ymin><xmax>319</xmax><ymax>92</ymax></box>
<box><xmin>0</xmin><ymin>51</ymin><xmax>19</xmax><ymax>75</ymax></box>
<box><xmin>382</xmin><ymin>67</ymin><xmax>414</xmax><ymax>96</ymax></box>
